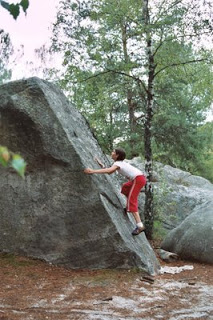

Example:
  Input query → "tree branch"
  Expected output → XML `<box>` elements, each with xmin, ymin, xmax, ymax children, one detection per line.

<box><xmin>106</xmin><ymin>68</ymin><xmax>148</xmax><ymax>93</ymax></box>
<box><xmin>79</xmin><ymin>70</ymin><xmax>112</xmax><ymax>82</ymax></box>
<box><xmin>154</xmin><ymin>58</ymin><xmax>209</xmax><ymax>77</ymax></box>
<box><xmin>79</xmin><ymin>68</ymin><xmax>148</xmax><ymax>93</ymax></box>
<box><xmin>153</xmin><ymin>32</ymin><xmax>164</xmax><ymax>57</ymax></box>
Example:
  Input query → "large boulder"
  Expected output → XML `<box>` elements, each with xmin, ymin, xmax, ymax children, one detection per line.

<box><xmin>127</xmin><ymin>159</ymin><xmax>213</xmax><ymax>264</ymax></box>
<box><xmin>0</xmin><ymin>77</ymin><xmax>159</xmax><ymax>275</ymax></box>
<box><xmin>154</xmin><ymin>163</ymin><xmax>213</xmax><ymax>229</ymax></box>
<box><xmin>161</xmin><ymin>201</ymin><xmax>213</xmax><ymax>264</ymax></box>
<box><xmin>128</xmin><ymin>159</ymin><xmax>213</xmax><ymax>233</ymax></box>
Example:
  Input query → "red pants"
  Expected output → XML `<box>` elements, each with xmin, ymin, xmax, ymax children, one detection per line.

<box><xmin>121</xmin><ymin>175</ymin><xmax>146</xmax><ymax>212</ymax></box>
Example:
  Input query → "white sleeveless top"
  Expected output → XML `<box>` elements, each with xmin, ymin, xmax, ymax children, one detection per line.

<box><xmin>114</xmin><ymin>161</ymin><xmax>143</xmax><ymax>180</ymax></box>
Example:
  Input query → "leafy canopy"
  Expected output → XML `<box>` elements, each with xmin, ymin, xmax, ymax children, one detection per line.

<box><xmin>49</xmin><ymin>0</ymin><xmax>212</xmax><ymax>178</ymax></box>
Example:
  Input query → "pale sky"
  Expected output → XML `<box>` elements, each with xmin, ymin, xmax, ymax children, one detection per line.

<box><xmin>0</xmin><ymin>0</ymin><xmax>59</xmax><ymax>50</ymax></box>
<box><xmin>0</xmin><ymin>0</ymin><xmax>60</xmax><ymax>77</ymax></box>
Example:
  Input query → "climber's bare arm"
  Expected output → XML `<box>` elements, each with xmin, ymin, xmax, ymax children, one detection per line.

<box><xmin>84</xmin><ymin>165</ymin><xmax>118</xmax><ymax>175</ymax></box>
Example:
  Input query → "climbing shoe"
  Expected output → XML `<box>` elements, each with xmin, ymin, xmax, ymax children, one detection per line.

<box><xmin>132</xmin><ymin>226</ymin><xmax>145</xmax><ymax>236</ymax></box>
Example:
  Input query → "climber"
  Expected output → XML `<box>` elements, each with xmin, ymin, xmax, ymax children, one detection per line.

<box><xmin>84</xmin><ymin>148</ymin><xmax>146</xmax><ymax>235</ymax></box>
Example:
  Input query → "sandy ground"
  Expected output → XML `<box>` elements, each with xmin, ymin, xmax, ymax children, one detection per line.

<box><xmin>0</xmin><ymin>246</ymin><xmax>213</xmax><ymax>320</ymax></box>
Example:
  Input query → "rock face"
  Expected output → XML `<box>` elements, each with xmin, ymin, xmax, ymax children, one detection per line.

<box><xmin>161</xmin><ymin>202</ymin><xmax>213</xmax><ymax>264</ymax></box>
<box><xmin>128</xmin><ymin>159</ymin><xmax>213</xmax><ymax>231</ymax></box>
<box><xmin>0</xmin><ymin>77</ymin><xmax>159</xmax><ymax>275</ymax></box>
<box><xmin>153</xmin><ymin>163</ymin><xmax>213</xmax><ymax>231</ymax></box>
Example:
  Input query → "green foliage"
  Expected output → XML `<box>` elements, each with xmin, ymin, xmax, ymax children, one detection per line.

<box><xmin>49</xmin><ymin>0</ymin><xmax>213</xmax><ymax>186</ymax></box>
<box><xmin>50</xmin><ymin>1</ymin><xmax>212</xmax><ymax>144</ymax></box>
<box><xmin>0</xmin><ymin>146</ymin><xmax>26</xmax><ymax>178</ymax></box>
<box><xmin>0</xmin><ymin>0</ymin><xmax>29</xmax><ymax>19</ymax></box>
<box><xmin>151</xmin><ymin>42</ymin><xmax>213</xmax><ymax>175</ymax></box>
<box><xmin>50</xmin><ymin>0</ymin><xmax>148</xmax><ymax>155</ymax></box>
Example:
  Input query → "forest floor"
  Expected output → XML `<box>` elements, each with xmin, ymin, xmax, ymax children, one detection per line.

<box><xmin>0</xmin><ymin>241</ymin><xmax>212</xmax><ymax>320</ymax></box>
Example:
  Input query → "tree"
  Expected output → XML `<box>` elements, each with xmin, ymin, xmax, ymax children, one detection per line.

<box><xmin>140</xmin><ymin>0</ymin><xmax>213</xmax><ymax>237</ymax></box>
<box><xmin>50</xmin><ymin>0</ymin><xmax>213</xmax><ymax>238</ymax></box>
<box><xmin>152</xmin><ymin>53</ymin><xmax>213</xmax><ymax>170</ymax></box>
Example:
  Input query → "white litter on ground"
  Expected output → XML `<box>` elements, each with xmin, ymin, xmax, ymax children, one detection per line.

<box><xmin>160</xmin><ymin>265</ymin><xmax>194</xmax><ymax>274</ymax></box>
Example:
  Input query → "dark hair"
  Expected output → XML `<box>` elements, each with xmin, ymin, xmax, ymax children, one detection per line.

<box><xmin>115</xmin><ymin>148</ymin><xmax>126</xmax><ymax>161</ymax></box>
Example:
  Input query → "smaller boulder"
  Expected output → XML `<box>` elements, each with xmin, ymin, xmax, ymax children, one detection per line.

<box><xmin>161</xmin><ymin>202</ymin><xmax>213</xmax><ymax>264</ymax></box>
<box><xmin>156</xmin><ymin>249</ymin><xmax>179</xmax><ymax>262</ymax></box>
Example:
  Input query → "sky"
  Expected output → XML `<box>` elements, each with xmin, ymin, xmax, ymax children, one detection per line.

<box><xmin>0</xmin><ymin>0</ymin><xmax>60</xmax><ymax>77</ymax></box>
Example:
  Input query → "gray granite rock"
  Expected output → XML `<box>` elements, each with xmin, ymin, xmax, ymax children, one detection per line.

<box><xmin>0</xmin><ymin>77</ymin><xmax>159</xmax><ymax>275</ymax></box>
<box><xmin>156</xmin><ymin>249</ymin><xmax>179</xmax><ymax>262</ymax></box>
<box><xmin>161</xmin><ymin>202</ymin><xmax>213</xmax><ymax>264</ymax></box>
<box><xmin>128</xmin><ymin>159</ymin><xmax>213</xmax><ymax>232</ymax></box>
<box><xmin>128</xmin><ymin>159</ymin><xmax>213</xmax><ymax>264</ymax></box>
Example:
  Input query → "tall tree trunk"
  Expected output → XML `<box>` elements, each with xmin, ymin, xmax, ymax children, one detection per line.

<box><xmin>143</xmin><ymin>0</ymin><xmax>155</xmax><ymax>239</ymax></box>
<box><xmin>109</xmin><ymin>110</ymin><xmax>114</xmax><ymax>151</ymax></box>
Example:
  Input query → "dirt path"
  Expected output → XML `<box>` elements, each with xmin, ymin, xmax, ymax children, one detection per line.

<box><xmin>0</xmin><ymin>251</ymin><xmax>212</xmax><ymax>320</ymax></box>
